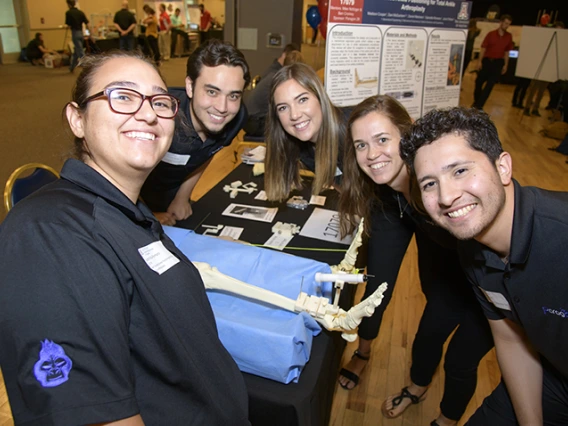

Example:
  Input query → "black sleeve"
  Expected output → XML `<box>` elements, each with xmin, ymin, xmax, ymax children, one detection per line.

<box><xmin>358</xmin><ymin>201</ymin><xmax>415</xmax><ymax>340</ymax></box>
<box><xmin>0</xmin><ymin>220</ymin><xmax>139</xmax><ymax>425</ymax></box>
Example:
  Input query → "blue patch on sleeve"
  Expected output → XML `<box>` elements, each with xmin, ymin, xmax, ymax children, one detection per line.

<box><xmin>33</xmin><ymin>339</ymin><xmax>73</xmax><ymax>388</ymax></box>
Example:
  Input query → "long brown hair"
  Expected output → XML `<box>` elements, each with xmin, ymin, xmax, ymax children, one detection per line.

<box><xmin>264</xmin><ymin>63</ymin><xmax>345</xmax><ymax>201</ymax></box>
<box><xmin>338</xmin><ymin>95</ymin><xmax>412</xmax><ymax>237</ymax></box>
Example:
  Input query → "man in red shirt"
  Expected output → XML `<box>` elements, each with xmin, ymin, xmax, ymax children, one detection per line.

<box><xmin>158</xmin><ymin>3</ymin><xmax>172</xmax><ymax>60</ymax></box>
<box><xmin>199</xmin><ymin>4</ymin><xmax>212</xmax><ymax>32</ymax></box>
<box><xmin>472</xmin><ymin>14</ymin><xmax>514</xmax><ymax>110</ymax></box>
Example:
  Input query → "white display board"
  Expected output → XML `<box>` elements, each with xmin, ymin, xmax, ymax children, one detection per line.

<box><xmin>515</xmin><ymin>26</ymin><xmax>568</xmax><ymax>82</ymax></box>
<box><xmin>324</xmin><ymin>0</ymin><xmax>472</xmax><ymax>119</ymax></box>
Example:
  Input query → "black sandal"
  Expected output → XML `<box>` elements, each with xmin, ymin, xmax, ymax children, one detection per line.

<box><xmin>382</xmin><ymin>386</ymin><xmax>428</xmax><ymax>418</ymax></box>
<box><xmin>338</xmin><ymin>350</ymin><xmax>370</xmax><ymax>390</ymax></box>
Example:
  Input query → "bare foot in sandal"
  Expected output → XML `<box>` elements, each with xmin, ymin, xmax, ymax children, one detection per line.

<box><xmin>338</xmin><ymin>339</ymin><xmax>371</xmax><ymax>390</ymax></box>
<box><xmin>382</xmin><ymin>383</ymin><xmax>428</xmax><ymax>418</ymax></box>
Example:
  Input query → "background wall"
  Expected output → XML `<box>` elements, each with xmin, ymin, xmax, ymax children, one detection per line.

<box><xmin>226</xmin><ymin>0</ymin><xmax>303</xmax><ymax>77</ymax></box>
<box><xmin>204</xmin><ymin>0</ymin><xmax>224</xmax><ymax>26</ymax></box>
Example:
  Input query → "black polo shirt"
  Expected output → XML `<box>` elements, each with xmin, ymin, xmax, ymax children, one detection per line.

<box><xmin>458</xmin><ymin>179</ymin><xmax>568</xmax><ymax>379</ymax></box>
<box><xmin>113</xmin><ymin>8</ymin><xmax>136</xmax><ymax>33</ymax></box>
<box><xmin>0</xmin><ymin>159</ymin><xmax>250</xmax><ymax>426</ymax></box>
<box><xmin>65</xmin><ymin>7</ymin><xmax>89</xmax><ymax>31</ymax></box>
<box><xmin>141</xmin><ymin>87</ymin><xmax>247</xmax><ymax>211</ymax></box>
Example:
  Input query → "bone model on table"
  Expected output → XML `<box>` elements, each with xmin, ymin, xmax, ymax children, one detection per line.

<box><xmin>327</xmin><ymin>218</ymin><xmax>367</xmax><ymax>309</ymax></box>
<box><xmin>223</xmin><ymin>180</ymin><xmax>258</xmax><ymax>198</ymax></box>
<box><xmin>193</xmin><ymin>218</ymin><xmax>388</xmax><ymax>341</ymax></box>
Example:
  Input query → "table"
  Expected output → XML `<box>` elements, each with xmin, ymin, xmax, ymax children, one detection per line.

<box><xmin>176</xmin><ymin>163</ymin><xmax>357</xmax><ymax>425</ymax></box>
<box><xmin>177</xmin><ymin>163</ymin><xmax>349</xmax><ymax>266</ymax></box>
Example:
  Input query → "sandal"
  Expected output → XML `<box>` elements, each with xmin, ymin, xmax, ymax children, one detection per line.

<box><xmin>381</xmin><ymin>386</ymin><xmax>428</xmax><ymax>418</ymax></box>
<box><xmin>338</xmin><ymin>350</ymin><xmax>370</xmax><ymax>390</ymax></box>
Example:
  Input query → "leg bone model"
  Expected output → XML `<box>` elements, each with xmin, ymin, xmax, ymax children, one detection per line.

<box><xmin>193</xmin><ymin>261</ymin><xmax>388</xmax><ymax>340</ymax></box>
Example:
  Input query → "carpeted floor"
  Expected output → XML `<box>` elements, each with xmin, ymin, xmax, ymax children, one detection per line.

<box><xmin>0</xmin><ymin>57</ymin><xmax>189</xmax><ymax>223</ymax></box>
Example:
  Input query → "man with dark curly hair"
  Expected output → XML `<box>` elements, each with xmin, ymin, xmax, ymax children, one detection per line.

<box><xmin>400</xmin><ymin>107</ymin><xmax>568</xmax><ymax>425</ymax></box>
<box><xmin>141</xmin><ymin>39</ymin><xmax>250</xmax><ymax>226</ymax></box>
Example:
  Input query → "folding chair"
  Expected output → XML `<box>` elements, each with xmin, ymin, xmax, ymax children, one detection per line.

<box><xmin>4</xmin><ymin>163</ymin><xmax>59</xmax><ymax>212</ymax></box>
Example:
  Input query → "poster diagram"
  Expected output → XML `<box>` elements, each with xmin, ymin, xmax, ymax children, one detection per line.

<box><xmin>422</xmin><ymin>29</ymin><xmax>467</xmax><ymax>114</ymax></box>
<box><xmin>326</xmin><ymin>25</ymin><xmax>382</xmax><ymax>106</ymax></box>
<box><xmin>380</xmin><ymin>27</ymin><xmax>428</xmax><ymax>118</ymax></box>
<box><xmin>324</xmin><ymin>0</ymin><xmax>472</xmax><ymax>118</ymax></box>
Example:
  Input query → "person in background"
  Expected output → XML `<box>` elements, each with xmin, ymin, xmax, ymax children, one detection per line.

<box><xmin>113</xmin><ymin>0</ymin><xmax>137</xmax><ymax>51</ymax></box>
<box><xmin>264</xmin><ymin>62</ymin><xmax>347</xmax><ymax>202</ymax></box>
<box><xmin>199</xmin><ymin>4</ymin><xmax>212</xmax><ymax>32</ymax></box>
<box><xmin>337</xmin><ymin>96</ymin><xmax>493</xmax><ymax>426</ymax></box>
<box><xmin>141</xmin><ymin>39</ymin><xmax>250</xmax><ymax>225</ymax></box>
<box><xmin>243</xmin><ymin>43</ymin><xmax>301</xmax><ymax>137</ymax></box>
<box><xmin>401</xmin><ymin>106</ymin><xmax>568</xmax><ymax>425</ymax></box>
<box><xmin>65</xmin><ymin>0</ymin><xmax>91</xmax><ymax>73</ymax></box>
<box><xmin>199</xmin><ymin>3</ymin><xmax>212</xmax><ymax>43</ymax></box>
<box><xmin>512</xmin><ymin>77</ymin><xmax>530</xmax><ymax>109</ymax></box>
<box><xmin>523</xmin><ymin>78</ymin><xmax>549</xmax><ymax>117</ymax></box>
<box><xmin>463</xmin><ymin>18</ymin><xmax>480</xmax><ymax>77</ymax></box>
<box><xmin>472</xmin><ymin>14</ymin><xmax>513</xmax><ymax>110</ymax></box>
<box><xmin>0</xmin><ymin>49</ymin><xmax>250</xmax><ymax>426</ymax></box>
<box><xmin>158</xmin><ymin>3</ymin><xmax>172</xmax><ymax>61</ymax></box>
<box><xmin>170</xmin><ymin>7</ymin><xmax>191</xmax><ymax>58</ymax></box>
<box><xmin>25</xmin><ymin>33</ymin><xmax>57</xmax><ymax>66</ymax></box>
<box><xmin>143</xmin><ymin>5</ymin><xmax>160</xmax><ymax>66</ymax></box>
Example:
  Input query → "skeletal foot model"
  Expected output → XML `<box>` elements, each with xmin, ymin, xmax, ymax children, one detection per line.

<box><xmin>193</xmin><ymin>261</ymin><xmax>388</xmax><ymax>341</ymax></box>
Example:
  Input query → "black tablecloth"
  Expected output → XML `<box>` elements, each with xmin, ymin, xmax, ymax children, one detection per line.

<box><xmin>176</xmin><ymin>163</ymin><xmax>356</xmax><ymax>426</ymax></box>
<box><xmin>176</xmin><ymin>163</ymin><xmax>347</xmax><ymax>265</ymax></box>
<box><xmin>244</xmin><ymin>330</ymin><xmax>345</xmax><ymax>426</ymax></box>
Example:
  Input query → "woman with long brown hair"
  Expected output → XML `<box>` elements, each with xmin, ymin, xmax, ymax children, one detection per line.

<box><xmin>264</xmin><ymin>63</ymin><xmax>346</xmax><ymax>201</ymax></box>
<box><xmin>337</xmin><ymin>95</ymin><xmax>493</xmax><ymax>426</ymax></box>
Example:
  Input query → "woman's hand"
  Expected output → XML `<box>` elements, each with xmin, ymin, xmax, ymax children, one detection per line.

<box><xmin>167</xmin><ymin>197</ymin><xmax>193</xmax><ymax>221</ymax></box>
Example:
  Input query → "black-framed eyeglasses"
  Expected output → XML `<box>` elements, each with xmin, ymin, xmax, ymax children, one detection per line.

<box><xmin>81</xmin><ymin>87</ymin><xmax>180</xmax><ymax>119</ymax></box>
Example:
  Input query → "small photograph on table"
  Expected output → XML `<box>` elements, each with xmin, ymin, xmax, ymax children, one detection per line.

<box><xmin>222</xmin><ymin>203</ymin><xmax>278</xmax><ymax>223</ymax></box>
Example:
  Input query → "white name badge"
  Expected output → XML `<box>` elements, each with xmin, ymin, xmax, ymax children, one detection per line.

<box><xmin>138</xmin><ymin>241</ymin><xmax>180</xmax><ymax>275</ymax></box>
<box><xmin>480</xmin><ymin>288</ymin><xmax>512</xmax><ymax>311</ymax></box>
<box><xmin>162</xmin><ymin>152</ymin><xmax>190</xmax><ymax>165</ymax></box>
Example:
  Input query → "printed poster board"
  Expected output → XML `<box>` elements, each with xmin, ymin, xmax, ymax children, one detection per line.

<box><xmin>324</xmin><ymin>0</ymin><xmax>472</xmax><ymax>119</ymax></box>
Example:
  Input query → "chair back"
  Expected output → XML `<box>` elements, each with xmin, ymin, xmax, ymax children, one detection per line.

<box><xmin>4</xmin><ymin>163</ymin><xmax>59</xmax><ymax>212</ymax></box>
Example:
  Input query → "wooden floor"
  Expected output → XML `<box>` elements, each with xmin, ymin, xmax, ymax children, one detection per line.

<box><xmin>1</xmin><ymin>69</ymin><xmax>567</xmax><ymax>426</ymax></box>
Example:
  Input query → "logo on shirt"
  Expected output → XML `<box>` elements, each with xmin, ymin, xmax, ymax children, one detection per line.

<box><xmin>542</xmin><ymin>306</ymin><xmax>568</xmax><ymax>319</ymax></box>
<box><xmin>33</xmin><ymin>339</ymin><xmax>73</xmax><ymax>388</ymax></box>
<box><xmin>457</xmin><ymin>3</ymin><xmax>469</xmax><ymax>20</ymax></box>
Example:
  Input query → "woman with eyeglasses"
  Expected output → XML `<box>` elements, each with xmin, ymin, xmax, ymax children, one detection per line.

<box><xmin>0</xmin><ymin>51</ymin><xmax>250</xmax><ymax>426</ymax></box>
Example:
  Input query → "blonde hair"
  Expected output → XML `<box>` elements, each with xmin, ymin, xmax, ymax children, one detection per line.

<box><xmin>265</xmin><ymin>63</ymin><xmax>345</xmax><ymax>201</ymax></box>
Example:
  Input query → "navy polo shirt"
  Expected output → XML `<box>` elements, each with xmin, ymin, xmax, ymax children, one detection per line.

<box><xmin>0</xmin><ymin>159</ymin><xmax>250</xmax><ymax>426</ymax></box>
<box><xmin>141</xmin><ymin>87</ymin><xmax>247</xmax><ymax>211</ymax></box>
<box><xmin>458</xmin><ymin>179</ymin><xmax>568</xmax><ymax>379</ymax></box>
